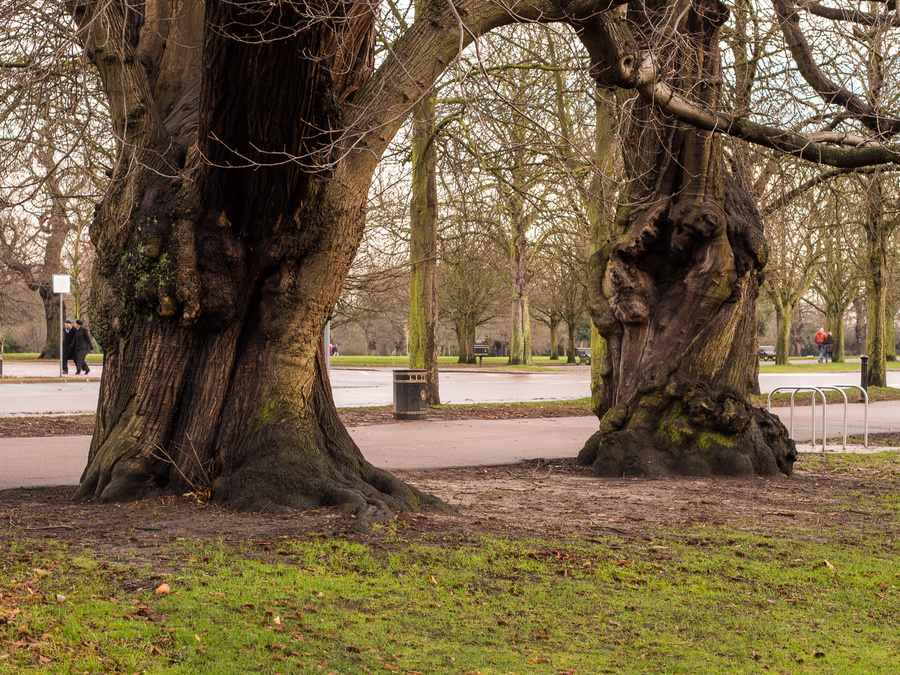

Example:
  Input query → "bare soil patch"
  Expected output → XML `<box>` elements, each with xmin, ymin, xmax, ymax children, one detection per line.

<box><xmin>2</xmin><ymin>455</ymin><xmax>898</xmax><ymax>568</ymax></box>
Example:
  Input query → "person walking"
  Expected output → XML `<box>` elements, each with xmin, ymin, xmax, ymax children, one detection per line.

<box><xmin>824</xmin><ymin>331</ymin><xmax>834</xmax><ymax>363</ymax></box>
<box><xmin>73</xmin><ymin>319</ymin><xmax>93</xmax><ymax>375</ymax></box>
<box><xmin>62</xmin><ymin>318</ymin><xmax>76</xmax><ymax>374</ymax></box>
<box><xmin>814</xmin><ymin>327</ymin><xmax>827</xmax><ymax>362</ymax></box>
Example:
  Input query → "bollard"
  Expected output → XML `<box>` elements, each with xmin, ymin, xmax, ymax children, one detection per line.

<box><xmin>860</xmin><ymin>355</ymin><xmax>868</xmax><ymax>401</ymax></box>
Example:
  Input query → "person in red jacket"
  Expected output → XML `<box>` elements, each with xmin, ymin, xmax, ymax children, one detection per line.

<box><xmin>814</xmin><ymin>327</ymin><xmax>827</xmax><ymax>363</ymax></box>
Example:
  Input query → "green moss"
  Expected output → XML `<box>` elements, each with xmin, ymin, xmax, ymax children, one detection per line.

<box><xmin>116</xmin><ymin>240</ymin><xmax>175</xmax><ymax>333</ymax></box>
<box><xmin>255</xmin><ymin>398</ymin><xmax>282</xmax><ymax>428</ymax></box>
<box><xmin>692</xmin><ymin>427</ymin><xmax>734</xmax><ymax>453</ymax></box>
<box><xmin>657</xmin><ymin>407</ymin><xmax>695</xmax><ymax>446</ymax></box>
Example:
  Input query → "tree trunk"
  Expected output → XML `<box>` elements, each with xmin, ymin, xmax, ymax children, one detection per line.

<box><xmin>587</xmin><ymin>93</ymin><xmax>617</xmax><ymax>415</ymax></box>
<box><xmin>506</xmin><ymin>169</ymin><xmax>533</xmax><ymax>366</ymax></box>
<box><xmin>455</xmin><ymin>324</ymin><xmax>468</xmax><ymax>363</ymax></box>
<box><xmin>589</xmin><ymin>325</ymin><xmax>606</xmax><ymax>415</ymax></box>
<box><xmin>409</xmin><ymin>94</ymin><xmax>440</xmax><ymax>404</ymax></box>
<box><xmin>865</xmin><ymin>236</ymin><xmax>888</xmax><ymax>386</ymax></box>
<box><xmin>825</xmin><ymin>307</ymin><xmax>845</xmax><ymax>363</ymax></box>
<box><xmin>548</xmin><ymin>316</ymin><xmax>560</xmax><ymax>360</ymax></box>
<box><xmin>774</xmin><ymin>304</ymin><xmax>792</xmax><ymax>366</ymax></box>
<box><xmin>863</xmin><ymin>175</ymin><xmax>891</xmax><ymax>386</ymax></box>
<box><xmin>38</xmin><ymin>286</ymin><xmax>62</xmax><ymax>360</ymax></box>
<box><xmin>853</xmin><ymin>296</ymin><xmax>866</xmax><ymax>353</ymax></box>
<box><xmin>71</xmin><ymin>0</ymin><xmax>445</xmax><ymax>516</ymax></box>
<box><xmin>465</xmin><ymin>313</ymin><xmax>477</xmax><ymax>365</ymax></box>
<box><xmin>566</xmin><ymin>321</ymin><xmax>577</xmax><ymax>364</ymax></box>
<box><xmin>508</xmin><ymin>223</ymin><xmax>532</xmax><ymax>366</ymax></box>
<box><xmin>577</xmin><ymin>0</ymin><xmax>796</xmax><ymax>477</ymax></box>
<box><xmin>78</xmin><ymin>171</ymin><xmax>440</xmax><ymax>515</ymax></box>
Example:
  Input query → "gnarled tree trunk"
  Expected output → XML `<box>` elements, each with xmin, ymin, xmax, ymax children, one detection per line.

<box><xmin>576</xmin><ymin>0</ymin><xmax>796</xmax><ymax>477</ymax></box>
<box><xmin>71</xmin><ymin>0</ymin><xmax>443</xmax><ymax>516</ymax></box>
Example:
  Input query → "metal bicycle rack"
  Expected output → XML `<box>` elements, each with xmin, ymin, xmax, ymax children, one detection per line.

<box><xmin>766</xmin><ymin>386</ymin><xmax>869</xmax><ymax>452</ymax></box>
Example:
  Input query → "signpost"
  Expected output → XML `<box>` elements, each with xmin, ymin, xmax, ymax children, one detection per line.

<box><xmin>52</xmin><ymin>274</ymin><xmax>71</xmax><ymax>377</ymax></box>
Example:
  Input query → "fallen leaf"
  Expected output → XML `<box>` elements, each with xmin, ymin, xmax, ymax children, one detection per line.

<box><xmin>155</xmin><ymin>584</ymin><xmax>171</xmax><ymax>595</ymax></box>
<box><xmin>824</xmin><ymin>560</ymin><xmax>836</xmax><ymax>570</ymax></box>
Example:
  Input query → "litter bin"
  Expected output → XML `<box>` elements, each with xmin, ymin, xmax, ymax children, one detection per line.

<box><xmin>393</xmin><ymin>369</ymin><xmax>427</xmax><ymax>420</ymax></box>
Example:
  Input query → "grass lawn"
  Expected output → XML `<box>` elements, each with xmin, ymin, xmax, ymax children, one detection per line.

<box><xmin>2</xmin><ymin>353</ymin><xmax>103</xmax><ymax>363</ymax></box>
<box><xmin>3</xmin><ymin>452</ymin><xmax>900</xmax><ymax>674</ymax></box>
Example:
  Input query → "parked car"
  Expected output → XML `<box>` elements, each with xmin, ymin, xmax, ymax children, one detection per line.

<box><xmin>758</xmin><ymin>345</ymin><xmax>776</xmax><ymax>361</ymax></box>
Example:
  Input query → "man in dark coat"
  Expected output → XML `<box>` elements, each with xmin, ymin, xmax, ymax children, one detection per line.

<box><xmin>62</xmin><ymin>318</ymin><xmax>76</xmax><ymax>374</ymax></box>
<box><xmin>73</xmin><ymin>319</ymin><xmax>93</xmax><ymax>375</ymax></box>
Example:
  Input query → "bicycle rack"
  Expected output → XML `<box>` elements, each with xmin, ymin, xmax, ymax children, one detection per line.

<box><xmin>766</xmin><ymin>385</ymin><xmax>868</xmax><ymax>452</ymax></box>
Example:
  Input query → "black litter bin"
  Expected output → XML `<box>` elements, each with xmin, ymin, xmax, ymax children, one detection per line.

<box><xmin>393</xmin><ymin>369</ymin><xmax>427</xmax><ymax>420</ymax></box>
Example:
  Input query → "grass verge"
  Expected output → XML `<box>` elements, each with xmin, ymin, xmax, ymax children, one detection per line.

<box><xmin>3</xmin><ymin>452</ymin><xmax>900</xmax><ymax>673</ymax></box>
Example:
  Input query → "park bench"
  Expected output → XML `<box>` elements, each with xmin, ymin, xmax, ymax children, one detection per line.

<box><xmin>758</xmin><ymin>345</ymin><xmax>776</xmax><ymax>361</ymax></box>
<box><xmin>575</xmin><ymin>347</ymin><xmax>591</xmax><ymax>365</ymax></box>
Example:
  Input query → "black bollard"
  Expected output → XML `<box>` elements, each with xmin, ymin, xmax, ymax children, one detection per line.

<box><xmin>860</xmin><ymin>355</ymin><xmax>868</xmax><ymax>400</ymax></box>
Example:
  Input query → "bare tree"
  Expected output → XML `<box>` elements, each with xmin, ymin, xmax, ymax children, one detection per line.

<box><xmin>807</xmin><ymin>188</ymin><xmax>866</xmax><ymax>363</ymax></box>
<box><xmin>762</xmin><ymin>185</ymin><xmax>823</xmax><ymax>365</ymax></box>
<box><xmin>1</xmin><ymin>4</ymin><xmax>111</xmax><ymax>356</ymax></box>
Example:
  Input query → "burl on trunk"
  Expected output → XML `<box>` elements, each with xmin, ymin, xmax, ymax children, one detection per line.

<box><xmin>576</xmin><ymin>0</ymin><xmax>796</xmax><ymax>477</ymax></box>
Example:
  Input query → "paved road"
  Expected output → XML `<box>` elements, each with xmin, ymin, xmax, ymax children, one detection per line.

<box><xmin>0</xmin><ymin>364</ymin><xmax>593</xmax><ymax>415</ymax></box>
<box><xmin>2</xmin><ymin>402</ymin><xmax>896</xmax><ymax>491</ymax></box>
<box><xmin>3</xmin><ymin>362</ymin><xmax>897</xmax><ymax>415</ymax></box>
<box><xmin>0</xmin><ymin>417</ymin><xmax>603</xmax><ymax>490</ymax></box>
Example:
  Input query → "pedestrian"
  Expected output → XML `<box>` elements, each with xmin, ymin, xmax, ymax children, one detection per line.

<box><xmin>814</xmin><ymin>327</ymin><xmax>827</xmax><ymax>362</ymax></box>
<box><xmin>73</xmin><ymin>319</ymin><xmax>93</xmax><ymax>375</ymax></box>
<box><xmin>62</xmin><ymin>318</ymin><xmax>76</xmax><ymax>374</ymax></box>
<box><xmin>824</xmin><ymin>331</ymin><xmax>834</xmax><ymax>363</ymax></box>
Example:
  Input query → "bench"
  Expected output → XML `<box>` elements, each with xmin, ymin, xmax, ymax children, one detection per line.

<box><xmin>758</xmin><ymin>345</ymin><xmax>775</xmax><ymax>361</ymax></box>
<box><xmin>575</xmin><ymin>347</ymin><xmax>591</xmax><ymax>365</ymax></box>
<box><xmin>474</xmin><ymin>341</ymin><xmax>489</xmax><ymax>365</ymax></box>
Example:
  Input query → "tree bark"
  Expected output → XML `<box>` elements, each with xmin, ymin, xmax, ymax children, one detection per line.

<box><xmin>862</xmin><ymin>174</ymin><xmax>893</xmax><ymax>386</ymax></box>
<box><xmin>38</xmin><ymin>286</ymin><xmax>63</xmax><ymax>360</ymax></box>
<box><xmin>577</xmin><ymin>0</ymin><xmax>796</xmax><ymax>477</ymax></box>
<box><xmin>69</xmin><ymin>0</ymin><xmax>455</xmax><ymax>515</ymax></box>
<box><xmin>409</xmin><ymin>94</ymin><xmax>440</xmax><ymax>404</ymax></box>
<box><xmin>548</xmin><ymin>316</ymin><xmax>560</xmax><ymax>360</ymax></box>
<box><xmin>772</xmin><ymin>301</ymin><xmax>796</xmax><ymax>366</ymax></box>
<box><xmin>565</xmin><ymin>320</ymin><xmax>577</xmax><ymax>364</ymax></box>
<box><xmin>455</xmin><ymin>324</ymin><xmax>468</xmax><ymax>364</ymax></box>
<box><xmin>466</xmin><ymin>312</ymin><xmax>478</xmax><ymax>365</ymax></box>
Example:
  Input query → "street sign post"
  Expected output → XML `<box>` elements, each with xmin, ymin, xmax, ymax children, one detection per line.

<box><xmin>53</xmin><ymin>275</ymin><xmax>71</xmax><ymax>377</ymax></box>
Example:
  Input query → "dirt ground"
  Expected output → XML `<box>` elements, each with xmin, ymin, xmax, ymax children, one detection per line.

<box><xmin>2</xmin><ymin>405</ymin><xmax>899</xmax><ymax>560</ymax></box>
